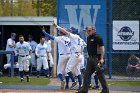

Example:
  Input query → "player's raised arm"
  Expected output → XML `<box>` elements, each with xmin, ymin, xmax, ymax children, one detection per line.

<box><xmin>42</xmin><ymin>28</ymin><xmax>54</xmax><ymax>40</ymax></box>
<box><xmin>53</xmin><ymin>23</ymin><xmax>70</xmax><ymax>35</ymax></box>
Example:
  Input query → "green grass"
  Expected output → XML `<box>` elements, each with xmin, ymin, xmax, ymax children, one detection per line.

<box><xmin>93</xmin><ymin>80</ymin><xmax>140</xmax><ymax>88</ymax></box>
<box><xmin>0</xmin><ymin>77</ymin><xmax>50</xmax><ymax>86</ymax></box>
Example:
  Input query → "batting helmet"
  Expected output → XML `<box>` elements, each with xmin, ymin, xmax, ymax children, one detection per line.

<box><xmin>70</xmin><ymin>27</ymin><xmax>78</xmax><ymax>34</ymax></box>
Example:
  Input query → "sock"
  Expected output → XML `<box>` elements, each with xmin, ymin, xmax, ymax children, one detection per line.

<box><xmin>89</xmin><ymin>77</ymin><xmax>92</xmax><ymax>86</ymax></box>
<box><xmin>65</xmin><ymin>76</ymin><xmax>69</xmax><ymax>87</ymax></box>
<box><xmin>49</xmin><ymin>67</ymin><xmax>53</xmax><ymax>76</ymax></box>
<box><xmin>15</xmin><ymin>68</ymin><xmax>19</xmax><ymax>75</ymax></box>
<box><xmin>67</xmin><ymin>71</ymin><xmax>75</xmax><ymax>82</ymax></box>
<box><xmin>58</xmin><ymin>73</ymin><xmax>64</xmax><ymax>81</ymax></box>
<box><xmin>94</xmin><ymin>75</ymin><xmax>99</xmax><ymax>86</ymax></box>
<box><xmin>81</xmin><ymin>68</ymin><xmax>85</xmax><ymax>75</ymax></box>
<box><xmin>19</xmin><ymin>71</ymin><xmax>24</xmax><ymax>78</ymax></box>
<box><xmin>37</xmin><ymin>71</ymin><xmax>40</xmax><ymax>76</ymax></box>
<box><xmin>24</xmin><ymin>71</ymin><xmax>29</xmax><ymax>76</ymax></box>
<box><xmin>77</xmin><ymin>75</ymin><xmax>82</xmax><ymax>87</ymax></box>
<box><xmin>29</xmin><ymin>66</ymin><xmax>31</xmax><ymax>74</ymax></box>
<box><xmin>44</xmin><ymin>69</ymin><xmax>49</xmax><ymax>76</ymax></box>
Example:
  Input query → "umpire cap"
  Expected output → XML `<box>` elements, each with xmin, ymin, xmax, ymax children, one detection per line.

<box><xmin>11</xmin><ymin>33</ymin><xmax>16</xmax><ymax>37</ymax></box>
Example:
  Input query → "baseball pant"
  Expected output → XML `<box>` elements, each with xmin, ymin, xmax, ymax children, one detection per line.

<box><xmin>30</xmin><ymin>53</ymin><xmax>36</xmax><ymax>66</ymax></box>
<box><xmin>81</xmin><ymin>56</ymin><xmax>109</xmax><ymax>93</ymax></box>
<box><xmin>66</xmin><ymin>53</ymin><xmax>82</xmax><ymax>75</ymax></box>
<box><xmin>80</xmin><ymin>54</ymin><xmax>85</xmax><ymax>69</ymax></box>
<box><xmin>6</xmin><ymin>54</ymin><xmax>11</xmax><ymax>64</ymax></box>
<box><xmin>57</xmin><ymin>54</ymin><xmax>70</xmax><ymax>76</ymax></box>
<box><xmin>37</xmin><ymin>57</ymin><xmax>48</xmax><ymax>71</ymax></box>
<box><xmin>18</xmin><ymin>56</ymin><xmax>30</xmax><ymax>72</ymax></box>
<box><xmin>4</xmin><ymin>63</ymin><xmax>19</xmax><ymax>69</ymax></box>
<box><xmin>48</xmin><ymin>53</ymin><xmax>54</xmax><ymax>67</ymax></box>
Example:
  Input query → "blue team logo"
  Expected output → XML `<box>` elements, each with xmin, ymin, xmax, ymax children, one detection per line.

<box><xmin>117</xmin><ymin>26</ymin><xmax>134</xmax><ymax>41</ymax></box>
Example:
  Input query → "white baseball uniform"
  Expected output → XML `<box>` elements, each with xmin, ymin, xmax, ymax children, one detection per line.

<box><xmin>35</xmin><ymin>43</ymin><xmax>50</xmax><ymax>71</ymax></box>
<box><xmin>72</xmin><ymin>38</ymin><xmax>87</xmax><ymax>76</ymax></box>
<box><xmin>5</xmin><ymin>38</ymin><xmax>15</xmax><ymax>69</ymax></box>
<box><xmin>66</xmin><ymin>33</ymin><xmax>86</xmax><ymax>76</ymax></box>
<box><xmin>80</xmin><ymin>39</ymin><xmax>87</xmax><ymax>69</ymax></box>
<box><xmin>44</xmin><ymin>40</ymin><xmax>54</xmax><ymax>67</ymax></box>
<box><xmin>28</xmin><ymin>40</ymin><xmax>37</xmax><ymax>66</ymax></box>
<box><xmin>54</xmin><ymin>36</ymin><xmax>71</xmax><ymax>76</ymax></box>
<box><xmin>15</xmin><ymin>41</ymin><xmax>32</xmax><ymax>72</ymax></box>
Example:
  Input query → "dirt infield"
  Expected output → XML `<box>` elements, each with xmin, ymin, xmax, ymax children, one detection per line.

<box><xmin>0</xmin><ymin>89</ymin><xmax>138</xmax><ymax>93</ymax></box>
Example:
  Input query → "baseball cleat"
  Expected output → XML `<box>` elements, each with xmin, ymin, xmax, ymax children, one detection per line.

<box><xmin>44</xmin><ymin>75</ymin><xmax>50</xmax><ymax>78</ymax></box>
<box><xmin>65</xmin><ymin>85</ymin><xmax>69</xmax><ymax>90</ymax></box>
<box><xmin>61</xmin><ymin>81</ymin><xmax>65</xmax><ymax>90</ymax></box>
<box><xmin>70</xmin><ymin>81</ymin><xmax>77</xmax><ymax>89</ymax></box>
<box><xmin>100</xmin><ymin>89</ymin><xmax>109</xmax><ymax>93</ymax></box>
<box><xmin>37</xmin><ymin>75</ymin><xmax>39</xmax><ymax>78</ymax></box>
<box><xmin>88</xmin><ymin>84</ymin><xmax>92</xmax><ymax>89</ymax></box>
<box><xmin>92</xmin><ymin>85</ymin><xmax>100</xmax><ymax>89</ymax></box>
<box><xmin>20</xmin><ymin>78</ymin><xmax>24</xmax><ymax>82</ymax></box>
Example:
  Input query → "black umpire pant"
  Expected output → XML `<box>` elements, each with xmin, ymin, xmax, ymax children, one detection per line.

<box><xmin>80</xmin><ymin>55</ymin><xmax>109</xmax><ymax>93</ymax></box>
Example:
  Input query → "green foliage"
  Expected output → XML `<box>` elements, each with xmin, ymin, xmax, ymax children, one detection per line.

<box><xmin>0</xmin><ymin>0</ymin><xmax>56</xmax><ymax>16</ymax></box>
<box><xmin>40</xmin><ymin>0</ymin><xmax>56</xmax><ymax>16</ymax></box>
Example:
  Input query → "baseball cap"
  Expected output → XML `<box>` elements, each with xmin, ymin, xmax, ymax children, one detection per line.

<box><xmin>11</xmin><ymin>33</ymin><xmax>16</xmax><ymax>37</ymax></box>
<box><xmin>70</xmin><ymin>27</ymin><xmax>78</xmax><ymax>34</ymax></box>
<box><xmin>28</xmin><ymin>35</ymin><xmax>33</xmax><ymax>38</ymax></box>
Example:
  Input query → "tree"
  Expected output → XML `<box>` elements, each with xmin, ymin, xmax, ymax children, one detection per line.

<box><xmin>33</xmin><ymin>0</ymin><xmax>56</xmax><ymax>16</ymax></box>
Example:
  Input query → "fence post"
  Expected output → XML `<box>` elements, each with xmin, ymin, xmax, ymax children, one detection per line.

<box><xmin>10</xmin><ymin>52</ymin><xmax>14</xmax><ymax>77</ymax></box>
<box><xmin>109</xmin><ymin>0</ymin><xmax>112</xmax><ymax>79</ymax></box>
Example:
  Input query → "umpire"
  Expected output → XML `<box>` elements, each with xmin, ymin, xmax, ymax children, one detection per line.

<box><xmin>77</xmin><ymin>25</ymin><xmax>109</xmax><ymax>93</ymax></box>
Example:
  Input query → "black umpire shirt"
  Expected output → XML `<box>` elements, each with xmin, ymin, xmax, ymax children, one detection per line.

<box><xmin>87</xmin><ymin>33</ymin><xmax>104</xmax><ymax>57</ymax></box>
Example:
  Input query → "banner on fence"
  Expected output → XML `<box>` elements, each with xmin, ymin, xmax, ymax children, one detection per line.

<box><xmin>113</xmin><ymin>21</ymin><xmax>139</xmax><ymax>50</ymax></box>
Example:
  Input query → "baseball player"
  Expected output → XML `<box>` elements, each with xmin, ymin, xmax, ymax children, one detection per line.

<box><xmin>28</xmin><ymin>35</ymin><xmax>37</xmax><ymax>75</ymax></box>
<box><xmin>15</xmin><ymin>35</ymin><xmax>32</xmax><ymax>82</ymax></box>
<box><xmin>44</xmin><ymin>36</ymin><xmax>54</xmax><ymax>77</ymax></box>
<box><xmin>28</xmin><ymin>35</ymin><xmax>37</xmax><ymax>66</ymax></box>
<box><xmin>5</xmin><ymin>33</ymin><xmax>16</xmax><ymax>70</ymax></box>
<box><xmin>77</xmin><ymin>34</ymin><xmax>87</xmax><ymax>75</ymax></box>
<box><xmin>53</xmin><ymin>23</ymin><xmax>86</xmax><ymax>89</ymax></box>
<box><xmin>42</xmin><ymin>28</ymin><xmax>71</xmax><ymax>89</ymax></box>
<box><xmin>35</xmin><ymin>36</ymin><xmax>50</xmax><ymax>78</ymax></box>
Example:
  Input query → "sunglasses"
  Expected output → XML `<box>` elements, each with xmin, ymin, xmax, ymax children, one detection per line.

<box><xmin>88</xmin><ymin>30</ymin><xmax>92</xmax><ymax>32</ymax></box>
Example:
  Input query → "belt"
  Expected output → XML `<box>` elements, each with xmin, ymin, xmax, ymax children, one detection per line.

<box><xmin>39</xmin><ymin>56</ymin><xmax>46</xmax><ymax>57</ymax></box>
<box><xmin>59</xmin><ymin>53</ymin><xmax>71</xmax><ymax>55</ymax></box>
<box><xmin>75</xmin><ymin>52</ymin><xmax>79</xmax><ymax>54</ymax></box>
<box><xmin>19</xmin><ymin>55</ymin><xmax>28</xmax><ymax>57</ymax></box>
<box><xmin>75</xmin><ymin>52</ymin><xmax>82</xmax><ymax>54</ymax></box>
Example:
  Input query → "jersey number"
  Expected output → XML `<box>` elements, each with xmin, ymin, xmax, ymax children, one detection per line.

<box><xmin>78</xmin><ymin>38</ymin><xmax>80</xmax><ymax>45</ymax></box>
<box><xmin>65</xmin><ymin>41</ymin><xmax>71</xmax><ymax>48</ymax></box>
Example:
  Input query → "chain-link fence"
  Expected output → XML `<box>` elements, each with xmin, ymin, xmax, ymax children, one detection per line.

<box><xmin>106</xmin><ymin>0</ymin><xmax>140</xmax><ymax>80</ymax></box>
